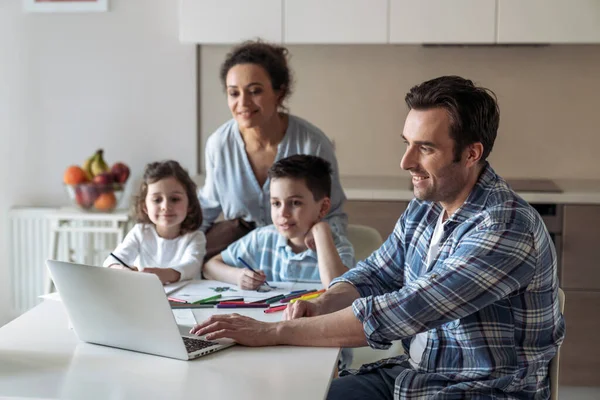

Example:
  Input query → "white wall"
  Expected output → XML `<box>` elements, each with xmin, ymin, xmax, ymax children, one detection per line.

<box><xmin>0</xmin><ymin>0</ymin><xmax>197</xmax><ymax>324</ymax></box>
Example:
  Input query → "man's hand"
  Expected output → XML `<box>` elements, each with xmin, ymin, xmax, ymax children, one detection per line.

<box><xmin>237</xmin><ymin>268</ymin><xmax>267</xmax><ymax>290</ymax></box>
<box><xmin>140</xmin><ymin>267</ymin><xmax>180</xmax><ymax>284</ymax></box>
<box><xmin>283</xmin><ymin>299</ymin><xmax>322</xmax><ymax>320</ymax></box>
<box><xmin>190</xmin><ymin>314</ymin><xmax>280</xmax><ymax>346</ymax></box>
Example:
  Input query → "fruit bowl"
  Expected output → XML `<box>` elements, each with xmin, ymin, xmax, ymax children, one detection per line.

<box><xmin>65</xmin><ymin>182</ymin><xmax>126</xmax><ymax>212</ymax></box>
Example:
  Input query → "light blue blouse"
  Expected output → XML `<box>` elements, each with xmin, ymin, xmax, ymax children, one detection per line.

<box><xmin>198</xmin><ymin>115</ymin><xmax>348</xmax><ymax>234</ymax></box>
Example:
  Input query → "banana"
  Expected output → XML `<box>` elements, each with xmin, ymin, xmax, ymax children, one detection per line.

<box><xmin>90</xmin><ymin>149</ymin><xmax>110</xmax><ymax>177</ymax></box>
<box><xmin>82</xmin><ymin>152</ymin><xmax>95</xmax><ymax>181</ymax></box>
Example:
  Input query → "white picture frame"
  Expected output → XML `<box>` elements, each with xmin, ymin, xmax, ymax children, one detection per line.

<box><xmin>23</xmin><ymin>0</ymin><xmax>108</xmax><ymax>13</ymax></box>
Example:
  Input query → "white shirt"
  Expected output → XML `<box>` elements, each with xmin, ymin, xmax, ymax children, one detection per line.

<box><xmin>409</xmin><ymin>210</ymin><xmax>446</xmax><ymax>369</ymax></box>
<box><xmin>102</xmin><ymin>223</ymin><xmax>207</xmax><ymax>281</ymax></box>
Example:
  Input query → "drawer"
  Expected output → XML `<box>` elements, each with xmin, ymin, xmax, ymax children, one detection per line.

<box><xmin>559</xmin><ymin>290</ymin><xmax>600</xmax><ymax>386</ymax></box>
<box><xmin>561</xmin><ymin>205</ymin><xmax>600</xmax><ymax>290</ymax></box>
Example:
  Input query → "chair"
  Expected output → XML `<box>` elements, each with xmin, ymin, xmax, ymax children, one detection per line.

<box><xmin>346</xmin><ymin>224</ymin><xmax>384</xmax><ymax>261</ymax></box>
<box><xmin>549</xmin><ymin>287</ymin><xmax>565</xmax><ymax>400</ymax></box>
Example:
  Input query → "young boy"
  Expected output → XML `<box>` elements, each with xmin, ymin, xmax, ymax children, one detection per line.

<box><xmin>202</xmin><ymin>154</ymin><xmax>354</xmax><ymax>289</ymax></box>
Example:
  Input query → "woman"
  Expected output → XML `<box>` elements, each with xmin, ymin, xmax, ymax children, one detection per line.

<box><xmin>199</xmin><ymin>40</ymin><xmax>347</xmax><ymax>258</ymax></box>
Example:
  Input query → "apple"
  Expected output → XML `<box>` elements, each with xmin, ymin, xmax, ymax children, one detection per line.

<box><xmin>92</xmin><ymin>172</ymin><xmax>115</xmax><ymax>194</ymax></box>
<box><xmin>92</xmin><ymin>172</ymin><xmax>114</xmax><ymax>185</ymax></box>
<box><xmin>75</xmin><ymin>184</ymin><xmax>99</xmax><ymax>209</ymax></box>
<box><xmin>111</xmin><ymin>162</ymin><xmax>130</xmax><ymax>184</ymax></box>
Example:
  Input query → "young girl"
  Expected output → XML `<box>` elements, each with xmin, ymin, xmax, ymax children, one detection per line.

<box><xmin>103</xmin><ymin>160</ymin><xmax>206</xmax><ymax>283</ymax></box>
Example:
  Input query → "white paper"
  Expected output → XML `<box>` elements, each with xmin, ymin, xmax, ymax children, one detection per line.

<box><xmin>168</xmin><ymin>280</ymin><xmax>311</xmax><ymax>303</ymax></box>
<box><xmin>163</xmin><ymin>280</ymin><xmax>191</xmax><ymax>295</ymax></box>
<box><xmin>172</xmin><ymin>309</ymin><xmax>196</xmax><ymax>326</ymax></box>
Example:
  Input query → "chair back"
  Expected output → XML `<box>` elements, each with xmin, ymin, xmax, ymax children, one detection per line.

<box><xmin>346</xmin><ymin>224</ymin><xmax>384</xmax><ymax>261</ymax></box>
<box><xmin>550</xmin><ymin>287</ymin><xmax>565</xmax><ymax>400</ymax></box>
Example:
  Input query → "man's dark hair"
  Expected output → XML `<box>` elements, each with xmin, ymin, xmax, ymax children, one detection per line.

<box><xmin>268</xmin><ymin>155</ymin><xmax>332</xmax><ymax>200</ymax></box>
<box><xmin>405</xmin><ymin>75</ymin><xmax>500</xmax><ymax>163</ymax></box>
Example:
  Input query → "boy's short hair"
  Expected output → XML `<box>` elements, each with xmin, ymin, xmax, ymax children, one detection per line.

<box><xmin>268</xmin><ymin>155</ymin><xmax>332</xmax><ymax>200</ymax></box>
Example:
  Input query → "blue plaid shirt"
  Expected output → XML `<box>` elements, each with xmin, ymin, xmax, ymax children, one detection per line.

<box><xmin>222</xmin><ymin>225</ymin><xmax>355</xmax><ymax>283</ymax></box>
<box><xmin>332</xmin><ymin>165</ymin><xmax>565</xmax><ymax>399</ymax></box>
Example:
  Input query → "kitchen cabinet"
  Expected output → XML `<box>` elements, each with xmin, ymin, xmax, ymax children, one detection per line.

<box><xmin>179</xmin><ymin>0</ymin><xmax>282</xmax><ymax>44</ymax></box>
<box><xmin>180</xmin><ymin>0</ymin><xmax>600</xmax><ymax>45</ymax></box>
<box><xmin>558</xmin><ymin>204</ymin><xmax>600</xmax><ymax>385</ymax></box>
<box><xmin>345</xmin><ymin>200</ymin><xmax>409</xmax><ymax>239</ymax></box>
<box><xmin>497</xmin><ymin>0</ymin><xmax>600</xmax><ymax>43</ymax></box>
<box><xmin>283</xmin><ymin>0</ymin><xmax>388</xmax><ymax>44</ymax></box>
<box><xmin>561</xmin><ymin>205</ymin><xmax>600</xmax><ymax>290</ymax></box>
<box><xmin>389</xmin><ymin>0</ymin><xmax>496</xmax><ymax>44</ymax></box>
<box><xmin>559</xmin><ymin>290</ymin><xmax>600</xmax><ymax>385</ymax></box>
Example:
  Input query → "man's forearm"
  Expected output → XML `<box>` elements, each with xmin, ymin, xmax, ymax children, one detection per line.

<box><xmin>317</xmin><ymin>282</ymin><xmax>361</xmax><ymax>315</ymax></box>
<box><xmin>276</xmin><ymin>307</ymin><xmax>367</xmax><ymax>348</ymax></box>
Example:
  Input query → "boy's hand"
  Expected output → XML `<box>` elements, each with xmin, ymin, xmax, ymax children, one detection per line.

<box><xmin>304</xmin><ymin>221</ymin><xmax>330</xmax><ymax>251</ymax></box>
<box><xmin>140</xmin><ymin>267</ymin><xmax>180</xmax><ymax>284</ymax></box>
<box><xmin>237</xmin><ymin>268</ymin><xmax>267</xmax><ymax>290</ymax></box>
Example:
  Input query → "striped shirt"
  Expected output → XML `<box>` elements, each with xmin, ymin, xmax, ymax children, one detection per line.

<box><xmin>332</xmin><ymin>164</ymin><xmax>565</xmax><ymax>399</ymax></box>
<box><xmin>221</xmin><ymin>225</ymin><xmax>355</xmax><ymax>283</ymax></box>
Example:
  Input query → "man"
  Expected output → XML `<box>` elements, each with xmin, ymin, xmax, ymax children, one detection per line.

<box><xmin>191</xmin><ymin>76</ymin><xmax>565</xmax><ymax>399</ymax></box>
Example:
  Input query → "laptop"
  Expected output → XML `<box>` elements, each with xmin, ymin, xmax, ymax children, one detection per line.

<box><xmin>46</xmin><ymin>259</ymin><xmax>235</xmax><ymax>361</ymax></box>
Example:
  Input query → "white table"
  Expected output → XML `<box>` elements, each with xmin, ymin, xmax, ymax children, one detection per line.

<box><xmin>0</xmin><ymin>300</ymin><xmax>339</xmax><ymax>400</ymax></box>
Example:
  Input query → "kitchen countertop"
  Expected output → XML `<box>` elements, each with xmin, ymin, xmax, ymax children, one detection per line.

<box><xmin>193</xmin><ymin>175</ymin><xmax>600</xmax><ymax>204</ymax></box>
<box><xmin>341</xmin><ymin>176</ymin><xmax>600</xmax><ymax>204</ymax></box>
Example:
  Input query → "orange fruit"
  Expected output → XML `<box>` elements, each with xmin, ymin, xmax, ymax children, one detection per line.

<box><xmin>94</xmin><ymin>192</ymin><xmax>117</xmax><ymax>211</ymax></box>
<box><xmin>63</xmin><ymin>165</ymin><xmax>88</xmax><ymax>185</ymax></box>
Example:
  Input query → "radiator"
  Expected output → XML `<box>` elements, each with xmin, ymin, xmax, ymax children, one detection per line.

<box><xmin>8</xmin><ymin>207</ymin><xmax>123</xmax><ymax>317</ymax></box>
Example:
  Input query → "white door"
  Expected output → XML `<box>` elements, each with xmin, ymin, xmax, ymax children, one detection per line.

<box><xmin>389</xmin><ymin>0</ymin><xmax>496</xmax><ymax>44</ymax></box>
<box><xmin>179</xmin><ymin>0</ymin><xmax>283</xmax><ymax>44</ymax></box>
<box><xmin>497</xmin><ymin>0</ymin><xmax>600</xmax><ymax>43</ymax></box>
<box><xmin>283</xmin><ymin>0</ymin><xmax>388</xmax><ymax>44</ymax></box>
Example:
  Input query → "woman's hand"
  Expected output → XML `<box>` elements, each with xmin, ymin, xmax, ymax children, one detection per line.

<box><xmin>140</xmin><ymin>267</ymin><xmax>181</xmax><ymax>284</ymax></box>
<box><xmin>237</xmin><ymin>268</ymin><xmax>267</xmax><ymax>290</ymax></box>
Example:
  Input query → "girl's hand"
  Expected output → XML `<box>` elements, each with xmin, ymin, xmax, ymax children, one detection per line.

<box><xmin>237</xmin><ymin>268</ymin><xmax>267</xmax><ymax>290</ymax></box>
<box><xmin>109</xmin><ymin>263</ymin><xmax>138</xmax><ymax>271</ymax></box>
<box><xmin>140</xmin><ymin>267</ymin><xmax>180</xmax><ymax>284</ymax></box>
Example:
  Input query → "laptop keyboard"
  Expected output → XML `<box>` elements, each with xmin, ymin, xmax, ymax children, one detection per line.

<box><xmin>182</xmin><ymin>336</ymin><xmax>219</xmax><ymax>353</ymax></box>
